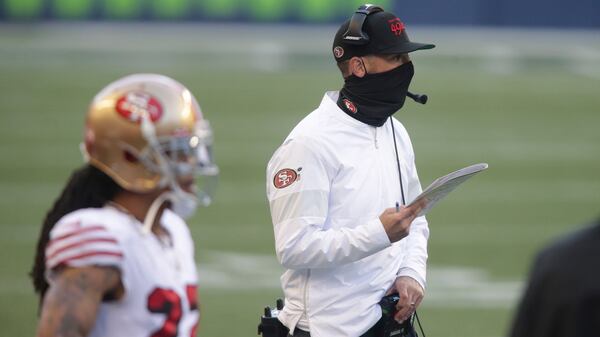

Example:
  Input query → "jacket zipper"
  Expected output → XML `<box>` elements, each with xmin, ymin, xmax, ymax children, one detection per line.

<box><xmin>303</xmin><ymin>269</ymin><xmax>311</xmax><ymax>327</ymax></box>
<box><xmin>372</xmin><ymin>127</ymin><xmax>379</xmax><ymax>149</ymax></box>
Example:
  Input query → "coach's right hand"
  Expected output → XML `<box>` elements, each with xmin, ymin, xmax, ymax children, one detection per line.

<box><xmin>379</xmin><ymin>202</ymin><xmax>424</xmax><ymax>242</ymax></box>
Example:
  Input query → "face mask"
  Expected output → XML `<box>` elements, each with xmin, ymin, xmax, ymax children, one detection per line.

<box><xmin>338</xmin><ymin>61</ymin><xmax>414</xmax><ymax>127</ymax></box>
<box><xmin>169</xmin><ymin>190</ymin><xmax>198</xmax><ymax>219</ymax></box>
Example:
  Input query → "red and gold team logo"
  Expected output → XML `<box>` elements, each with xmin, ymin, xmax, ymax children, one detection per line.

<box><xmin>343</xmin><ymin>99</ymin><xmax>357</xmax><ymax>113</ymax></box>
<box><xmin>333</xmin><ymin>46</ymin><xmax>344</xmax><ymax>59</ymax></box>
<box><xmin>273</xmin><ymin>168</ymin><xmax>298</xmax><ymax>189</ymax></box>
<box><xmin>388</xmin><ymin>17</ymin><xmax>405</xmax><ymax>36</ymax></box>
<box><xmin>116</xmin><ymin>92</ymin><xmax>163</xmax><ymax>123</ymax></box>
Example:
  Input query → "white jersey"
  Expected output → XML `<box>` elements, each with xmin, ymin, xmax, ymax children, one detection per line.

<box><xmin>45</xmin><ymin>206</ymin><xmax>199</xmax><ymax>337</ymax></box>
<box><xmin>266</xmin><ymin>91</ymin><xmax>429</xmax><ymax>337</ymax></box>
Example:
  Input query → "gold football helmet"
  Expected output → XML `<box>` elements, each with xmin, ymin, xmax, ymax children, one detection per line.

<box><xmin>82</xmin><ymin>74</ymin><xmax>218</xmax><ymax>219</ymax></box>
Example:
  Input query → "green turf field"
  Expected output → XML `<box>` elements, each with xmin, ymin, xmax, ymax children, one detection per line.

<box><xmin>0</xmin><ymin>24</ymin><xmax>598</xmax><ymax>337</ymax></box>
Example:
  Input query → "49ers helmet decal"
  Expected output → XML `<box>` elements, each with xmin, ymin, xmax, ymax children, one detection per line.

<box><xmin>83</xmin><ymin>74</ymin><xmax>218</xmax><ymax>209</ymax></box>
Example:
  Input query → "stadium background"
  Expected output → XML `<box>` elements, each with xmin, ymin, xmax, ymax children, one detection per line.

<box><xmin>0</xmin><ymin>0</ymin><xmax>599</xmax><ymax>336</ymax></box>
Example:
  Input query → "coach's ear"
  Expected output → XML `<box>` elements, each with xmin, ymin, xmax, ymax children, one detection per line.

<box><xmin>348</xmin><ymin>57</ymin><xmax>367</xmax><ymax>78</ymax></box>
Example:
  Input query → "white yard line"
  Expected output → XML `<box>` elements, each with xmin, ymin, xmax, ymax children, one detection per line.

<box><xmin>196</xmin><ymin>250</ymin><xmax>522</xmax><ymax>309</ymax></box>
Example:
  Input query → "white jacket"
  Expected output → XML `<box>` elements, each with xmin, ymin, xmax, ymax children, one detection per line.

<box><xmin>266</xmin><ymin>91</ymin><xmax>429</xmax><ymax>337</ymax></box>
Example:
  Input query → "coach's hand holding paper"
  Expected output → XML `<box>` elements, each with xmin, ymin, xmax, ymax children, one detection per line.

<box><xmin>380</xmin><ymin>199</ymin><xmax>427</xmax><ymax>242</ymax></box>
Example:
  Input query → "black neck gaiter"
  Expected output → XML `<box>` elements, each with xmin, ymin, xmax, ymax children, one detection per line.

<box><xmin>337</xmin><ymin>61</ymin><xmax>414</xmax><ymax>127</ymax></box>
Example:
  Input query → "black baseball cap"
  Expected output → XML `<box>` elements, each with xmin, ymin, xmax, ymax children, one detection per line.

<box><xmin>332</xmin><ymin>7</ymin><xmax>435</xmax><ymax>62</ymax></box>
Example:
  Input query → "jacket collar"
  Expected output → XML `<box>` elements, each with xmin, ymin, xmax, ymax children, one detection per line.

<box><xmin>321</xmin><ymin>91</ymin><xmax>374</xmax><ymax>129</ymax></box>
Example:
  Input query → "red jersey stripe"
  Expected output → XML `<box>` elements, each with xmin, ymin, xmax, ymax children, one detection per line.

<box><xmin>46</xmin><ymin>237</ymin><xmax>119</xmax><ymax>261</ymax></box>
<box><xmin>48</xmin><ymin>250</ymin><xmax>124</xmax><ymax>269</ymax></box>
<box><xmin>48</xmin><ymin>225</ymin><xmax>109</xmax><ymax>247</ymax></box>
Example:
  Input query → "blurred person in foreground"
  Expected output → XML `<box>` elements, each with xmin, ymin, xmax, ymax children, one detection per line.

<box><xmin>266</xmin><ymin>4</ymin><xmax>434</xmax><ymax>337</ymax></box>
<box><xmin>509</xmin><ymin>216</ymin><xmax>600</xmax><ymax>337</ymax></box>
<box><xmin>30</xmin><ymin>74</ymin><xmax>218</xmax><ymax>337</ymax></box>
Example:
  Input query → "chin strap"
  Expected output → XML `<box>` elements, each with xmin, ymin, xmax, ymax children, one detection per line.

<box><xmin>142</xmin><ymin>192</ymin><xmax>172</xmax><ymax>235</ymax></box>
<box><xmin>142</xmin><ymin>188</ymin><xmax>198</xmax><ymax>234</ymax></box>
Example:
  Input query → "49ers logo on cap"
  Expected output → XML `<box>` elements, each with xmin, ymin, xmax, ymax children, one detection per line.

<box><xmin>388</xmin><ymin>18</ymin><xmax>405</xmax><ymax>36</ymax></box>
<box><xmin>273</xmin><ymin>168</ymin><xmax>298</xmax><ymax>189</ymax></box>
<box><xmin>333</xmin><ymin>46</ymin><xmax>344</xmax><ymax>59</ymax></box>
<box><xmin>116</xmin><ymin>92</ymin><xmax>163</xmax><ymax>123</ymax></box>
<box><xmin>343</xmin><ymin>99</ymin><xmax>357</xmax><ymax>113</ymax></box>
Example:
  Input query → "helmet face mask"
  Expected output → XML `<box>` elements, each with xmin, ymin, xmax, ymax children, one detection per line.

<box><xmin>83</xmin><ymin>74</ymin><xmax>218</xmax><ymax>217</ymax></box>
<box><xmin>158</xmin><ymin>120</ymin><xmax>217</xmax><ymax>177</ymax></box>
<box><xmin>153</xmin><ymin>120</ymin><xmax>219</xmax><ymax>207</ymax></box>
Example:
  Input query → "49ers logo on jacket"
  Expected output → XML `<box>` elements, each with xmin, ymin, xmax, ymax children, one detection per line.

<box><xmin>116</xmin><ymin>92</ymin><xmax>163</xmax><ymax>123</ymax></box>
<box><xmin>273</xmin><ymin>168</ymin><xmax>298</xmax><ymax>189</ymax></box>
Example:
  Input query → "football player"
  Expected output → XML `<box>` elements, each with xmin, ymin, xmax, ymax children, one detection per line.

<box><xmin>30</xmin><ymin>74</ymin><xmax>218</xmax><ymax>337</ymax></box>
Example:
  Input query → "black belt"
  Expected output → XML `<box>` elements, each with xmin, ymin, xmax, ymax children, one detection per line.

<box><xmin>288</xmin><ymin>327</ymin><xmax>310</xmax><ymax>337</ymax></box>
<box><xmin>288</xmin><ymin>319</ymin><xmax>381</xmax><ymax>337</ymax></box>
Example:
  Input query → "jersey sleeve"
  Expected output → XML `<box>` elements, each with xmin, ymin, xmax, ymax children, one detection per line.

<box><xmin>45</xmin><ymin>216</ymin><xmax>124</xmax><ymax>276</ymax></box>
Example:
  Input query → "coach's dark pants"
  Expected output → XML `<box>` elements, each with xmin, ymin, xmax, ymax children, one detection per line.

<box><xmin>287</xmin><ymin>318</ymin><xmax>382</xmax><ymax>337</ymax></box>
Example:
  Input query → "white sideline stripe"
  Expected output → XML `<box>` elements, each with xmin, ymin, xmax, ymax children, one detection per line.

<box><xmin>196</xmin><ymin>251</ymin><xmax>522</xmax><ymax>309</ymax></box>
<box><xmin>0</xmin><ymin>249</ymin><xmax>522</xmax><ymax>309</ymax></box>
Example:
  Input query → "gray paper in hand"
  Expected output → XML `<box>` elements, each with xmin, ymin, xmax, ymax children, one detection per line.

<box><xmin>408</xmin><ymin>163</ymin><xmax>489</xmax><ymax>217</ymax></box>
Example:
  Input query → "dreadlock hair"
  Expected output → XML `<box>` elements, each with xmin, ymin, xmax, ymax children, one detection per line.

<box><xmin>30</xmin><ymin>164</ymin><xmax>122</xmax><ymax>306</ymax></box>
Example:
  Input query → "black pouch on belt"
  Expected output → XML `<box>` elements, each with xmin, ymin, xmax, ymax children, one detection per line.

<box><xmin>378</xmin><ymin>294</ymin><xmax>419</xmax><ymax>337</ymax></box>
<box><xmin>258</xmin><ymin>299</ymin><xmax>289</xmax><ymax>337</ymax></box>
